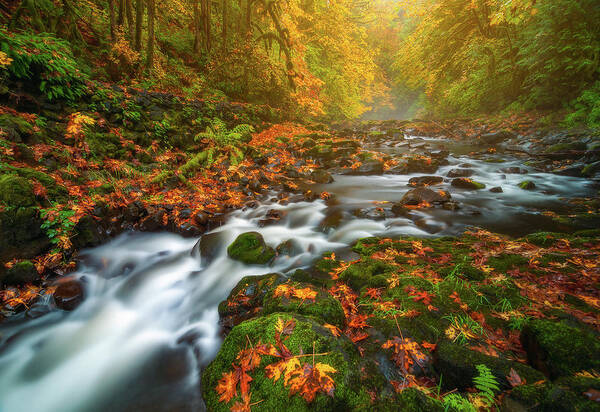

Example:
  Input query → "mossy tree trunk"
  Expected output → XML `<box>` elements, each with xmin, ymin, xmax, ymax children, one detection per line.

<box><xmin>134</xmin><ymin>0</ymin><xmax>143</xmax><ymax>51</ymax></box>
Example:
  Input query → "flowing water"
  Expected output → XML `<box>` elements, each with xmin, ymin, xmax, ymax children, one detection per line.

<box><xmin>0</xmin><ymin>138</ymin><xmax>597</xmax><ymax>412</ymax></box>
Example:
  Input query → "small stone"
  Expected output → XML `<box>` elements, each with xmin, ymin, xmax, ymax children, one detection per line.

<box><xmin>490</xmin><ymin>186</ymin><xmax>503</xmax><ymax>193</ymax></box>
<box><xmin>519</xmin><ymin>180</ymin><xmax>536</xmax><ymax>190</ymax></box>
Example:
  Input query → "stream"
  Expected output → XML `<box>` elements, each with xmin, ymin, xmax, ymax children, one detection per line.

<box><xmin>0</xmin><ymin>136</ymin><xmax>597</xmax><ymax>412</ymax></box>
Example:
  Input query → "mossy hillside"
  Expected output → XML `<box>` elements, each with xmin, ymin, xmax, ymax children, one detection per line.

<box><xmin>227</xmin><ymin>232</ymin><xmax>276</xmax><ymax>265</ymax></box>
<box><xmin>521</xmin><ymin>319</ymin><xmax>600</xmax><ymax>379</ymax></box>
<box><xmin>202</xmin><ymin>313</ymin><xmax>373</xmax><ymax>412</ymax></box>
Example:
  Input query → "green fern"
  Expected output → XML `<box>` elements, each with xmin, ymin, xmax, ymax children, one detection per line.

<box><xmin>473</xmin><ymin>364</ymin><xmax>500</xmax><ymax>406</ymax></box>
<box><xmin>442</xmin><ymin>393</ymin><xmax>476</xmax><ymax>412</ymax></box>
<box><xmin>194</xmin><ymin>117</ymin><xmax>254</xmax><ymax>147</ymax></box>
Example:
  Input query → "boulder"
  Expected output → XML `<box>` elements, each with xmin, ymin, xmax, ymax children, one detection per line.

<box><xmin>2</xmin><ymin>260</ymin><xmax>39</xmax><ymax>286</ymax></box>
<box><xmin>227</xmin><ymin>232</ymin><xmax>276</xmax><ymax>265</ymax></box>
<box><xmin>408</xmin><ymin>176</ymin><xmax>444</xmax><ymax>187</ymax></box>
<box><xmin>399</xmin><ymin>188</ymin><xmax>451</xmax><ymax>206</ymax></box>
<box><xmin>480</xmin><ymin>130</ymin><xmax>516</xmax><ymax>145</ymax></box>
<box><xmin>521</xmin><ymin>319</ymin><xmax>600</xmax><ymax>379</ymax></box>
<box><xmin>310</xmin><ymin>170</ymin><xmax>334</xmax><ymax>184</ymax></box>
<box><xmin>344</xmin><ymin>160</ymin><xmax>384</xmax><ymax>175</ymax></box>
<box><xmin>451</xmin><ymin>178</ymin><xmax>486</xmax><ymax>190</ymax></box>
<box><xmin>518</xmin><ymin>180</ymin><xmax>536</xmax><ymax>190</ymax></box>
<box><xmin>53</xmin><ymin>277</ymin><xmax>85</xmax><ymax>311</ymax></box>
<box><xmin>447</xmin><ymin>168</ymin><xmax>474</xmax><ymax>178</ymax></box>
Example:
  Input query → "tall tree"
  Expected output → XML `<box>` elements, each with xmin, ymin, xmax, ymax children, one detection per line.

<box><xmin>108</xmin><ymin>0</ymin><xmax>116</xmax><ymax>41</ymax></box>
<box><xmin>222</xmin><ymin>0</ymin><xmax>228</xmax><ymax>50</ymax></box>
<box><xmin>145</xmin><ymin>0</ymin><xmax>155</xmax><ymax>69</ymax></box>
<box><xmin>135</xmin><ymin>0</ymin><xmax>143</xmax><ymax>51</ymax></box>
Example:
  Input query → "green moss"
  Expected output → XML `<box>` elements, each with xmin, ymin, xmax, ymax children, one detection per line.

<box><xmin>0</xmin><ymin>174</ymin><xmax>35</xmax><ymax>207</ymax></box>
<box><xmin>509</xmin><ymin>379</ymin><xmax>600</xmax><ymax>412</ymax></box>
<box><xmin>545</xmin><ymin>142</ymin><xmax>587</xmax><ymax>153</ymax></box>
<box><xmin>435</xmin><ymin>341</ymin><xmax>546</xmax><ymax>391</ymax></box>
<box><xmin>524</xmin><ymin>232</ymin><xmax>559</xmax><ymax>247</ymax></box>
<box><xmin>202</xmin><ymin>313</ymin><xmax>373</xmax><ymax>412</ymax></box>
<box><xmin>227</xmin><ymin>232</ymin><xmax>276</xmax><ymax>265</ymax></box>
<box><xmin>340</xmin><ymin>259</ymin><xmax>394</xmax><ymax>291</ymax></box>
<box><xmin>1</xmin><ymin>260</ymin><xmax>39</xmax><ymax>286</ymax></box>
<box><xmin>487</xmin><ymin>253</ymin><xmax>529</xmax><ymax>273</ymax></box>
<box><xmin>4</xmin><ymin>167</ymin><xmax>69</xmax><ymax>203</ymax></box>
<box><xmin>521</xmin><ymin>319</ymin><xmax>600</xmax><ymax>379</ymax></box>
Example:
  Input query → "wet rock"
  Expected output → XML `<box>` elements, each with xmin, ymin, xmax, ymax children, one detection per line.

<box><xmin>354</xmin><ymin>207</ymin><xmax>387</xmax><ymax>220</ymax></box>
<box><xmin>518</xmin><ymin>180</ymin><xmax>536</xmax><ymax>190</ymax></box>
<box><xmin>276</xmin><ymin>239</ymin><xmax>304</xmax><ymax>256</ymax></box>
<box><xmin>447</xmin><ymin>168</ymin><xmax>474</xmax><ymax>178</ymax></box>
<box><xmin>399</xmin><ymin>188</ymin><xmax>451</xmax><ymax>206</ymax></box>
<box><xmin>191</xmin><ymin>231</ymin><xmax>228</xmax><ymax>264</ymax></box>
<box><xmin>2</xmin><ymin>261</ymin><xmax>39</xmax><ymax>286</ymax></box>
<box><xmin>259</xmin><ymin>209</ymin><xmax>288</xmax><ymax>227</ymax></box>
<box><xmin>521</xmin><ymin>319</ymin><xmax>600</xmax><ymax>379</ymax></box>
<box><xmin>434</xmin><ymin>341</ymin><xmax>545</xmax><ymax>391</ymax></box>
<box><xmin>480</xmin><ymin>130</ymin><xmax>516</xmax><ymax>145</ymax></box>
<box><xmin>319</xmin><ymin>209</ymin><xmax>344</xmax><ymax>231</ymax></box>
<box><xmin>53</xmin><ymin>277</ymin><xmax>84</xmax><ymax>311</ymax></box>
<box><xmin>451</xmin><ymin>178</ymin><xmax>486</xmax><ymax>190</ymax></box>
<box><xmin>310</xmin><ymin>169</ymin><xmax>334</xmax><ymax>184</ymax></box>
<box><xmin>582</xmin><ymin>161</ymin><xmax>600</xmax><ymax>177</ymax></box>
<box><xmin>192</xmin><ymin>210</ymin><xmax>210</xmax><ymax>226</ymax></box>
<box><xmin>490</xmin><ymin>186</ymin><xmax>503</xmax><ymax>193</ymax></box>
<box><xmin>218</xmin><ymin>273</ymin><xmax>284</xmax><ymax>330</ymax></box>
<box><xmin>72</xmin><ymin>215</ymin><xmax>103</xmax><ymax>249</ymax></box>
<box><xmin>344</xmin><ymin>160</ymin><xmax>384</xmax><ymax>175</ymax></box>
<box><xmin>442</xmin><ymin>201</ymin><xmax>460</xmax><ymax>211</ymax></box>
<box><xmin>408</xmin><ymin>176</ymin><xmax>444</xmax><ymax>187</ymax></box>
<box><xmin>227</xmin><ymin>232</ymin><xmax>276</xmax><ymax>265</ymax></box>
<box><xmin>499</xmin><ymin>167</ymin><xmax>528</xmax><ymax>174</ymax></box>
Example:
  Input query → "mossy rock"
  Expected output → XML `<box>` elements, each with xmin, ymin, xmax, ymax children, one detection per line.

<box><xmin>0</xmin><ymin>174</ymin><xmax>35</xmax><ymax>207</ymax></box>
<box><xmin>392</xmin><ymin>388</ymin><xmax>444</xmax><ymax>412</ymax></box>
<box><xmin>518</xmin><ymin>180</ymin><xmax>536</xmax><ymax>190</ymax></box>
<box><xmin>451</xmin><ymin>178</ymin><xmax>486</xmax><ymax>190</ymax></box>
<box><xmin>545</xmin><ymin>142</ymin><xmax>587</xmax><ymax>153</ymax></box>
<box><xmin>218</xmin><ymin>273</ymin><xmax>284</xmax><ymax>319</ymax></box>
<box><xmin>262</xmin><ymin>282</ymin><xmax>346</xmax><ymax>327</ymax></box>
<box><xmin>434</xmin><ymin>341</ymin><xmax>545</xmax><ymax>391</ymax></box>
<box><xmin>227</xmin><ymin>232</ymin><xmax>276</xmax><ymax>265</ymax></box>
<box><xmin>0</xmin><ymin>207</ymin><xmax>49</xmax><ymax>265</ymax></box>
<box><xmin>505</xmin><ymin>376</ymin><xmax>600</xmax><ymax>411</ymax></box>
<box><xmin>1</xmin><ymin>260</ymin><xmax>39</xmax><ymax>286</ymax></box>
<box><xmin>521</xmin><ymin>319</ymin><xmax>600</xmax><ymax>379</ymax></box>
<box><xmin>202</xmin><ymin>313</ymin><xmax>373</xmax><ymax>412</ymax></box>
<box><xmin>340</xmin><ymin>259</ymin><xmax>394</xmax><ymax>291</ymax></box>
<box><xmin>524</xmin><ymin>232</ymin><xmax>560</xmax><ymax>247</ymax></box>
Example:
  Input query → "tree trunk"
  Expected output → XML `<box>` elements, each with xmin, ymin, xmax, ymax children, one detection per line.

<box><xmin>135</xmin><ymin>0</ymin><xmax>143</xmax><ymax>50</ymax></box>
<box><xmin>117</xmin><ymin>0</ymin><xmax>125</xmax><ymax>27</ymax></box>
<box><xmin>108</xmin><ymin>0</ymin><xmax>116</xmax><ymax>41</ymax></box>
<box><xmin>125</xmin><ymin>0</ymin><xmax>134</xmax><ymax>35</ymax></box>
<box><xmin>203</xmin><ymin>0</ymin><xmax>211</xmax><ymax>52</ymax></box>
<box><xmin>222</xmin><ymin>0</ymin><xmax>228</xmax><ymax>50</ymax></box>
<box><xmin>145</xmin><ymin>0</ymin><xmax>155</xmax><ymax>69</ymax></box>
<box><xmin>193</xmin><ymin>0</ymin><xmax>201</xmax><ymax>53</ymax></box>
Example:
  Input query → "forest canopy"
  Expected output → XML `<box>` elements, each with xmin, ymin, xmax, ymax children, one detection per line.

<box><xmin>1</xmin><ymin>0</ymin><xmax>599</xmax><ymax>123</ymax></box>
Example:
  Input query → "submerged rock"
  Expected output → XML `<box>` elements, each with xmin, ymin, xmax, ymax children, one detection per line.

<box><xmin>227</xmin><ymin>232</ymin><xmax>276</xmax><ymax>265</ymax></box>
